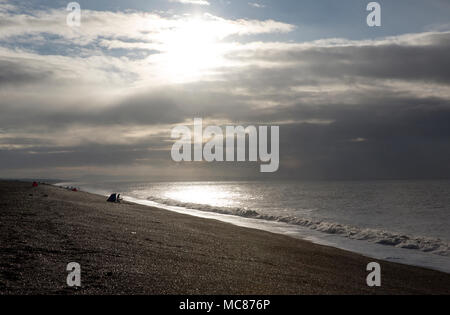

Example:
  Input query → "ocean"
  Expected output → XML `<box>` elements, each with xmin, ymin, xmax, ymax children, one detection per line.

<box><xmin>58</xmin><ymin>180</ymin><xmax>450</xmax><ymax>273</ymax></box>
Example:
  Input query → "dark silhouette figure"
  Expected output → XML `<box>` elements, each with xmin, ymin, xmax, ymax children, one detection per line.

<box><xmin>107</xmin><ymin>193</ymin><xmax>117</xmax><ymax>202</ymax></box>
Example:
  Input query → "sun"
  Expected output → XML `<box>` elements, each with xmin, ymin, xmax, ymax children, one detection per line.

<box><xmin>157</xmin><ymin>16</ymin><xmax>229</xmax><ymax>82</ymax></box>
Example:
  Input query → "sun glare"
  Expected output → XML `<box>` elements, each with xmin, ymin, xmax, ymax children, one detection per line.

<box><xmin>164</xmin><ymin>184</ymin><xmax>236</xmax><ymax>207</ymax></box>
<box><xmin>157</xmin><ymin>16</ymin><xmax>229</xmax><ymax>82</ymax></box>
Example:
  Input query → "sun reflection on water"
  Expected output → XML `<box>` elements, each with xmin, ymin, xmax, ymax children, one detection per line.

<box><xmin>163</xmin><ymin>184</ymin><xmax>239</xmax><ymax>208</ymax></box>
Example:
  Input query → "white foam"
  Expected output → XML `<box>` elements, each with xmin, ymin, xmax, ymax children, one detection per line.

<box><xmin>144</xmin><ymin>196</ymin><xmax>449</xmax><ymax>257</ymax></box>
<box><xmin>124</xmin><ymin>196</ymin><xmax>450</xmax><ymax>274</ymax></box>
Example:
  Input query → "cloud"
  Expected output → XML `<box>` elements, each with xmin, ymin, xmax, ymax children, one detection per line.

<box><xmin>169</xmin><ymin>0</ymin><xmax>210</xmax><ymax>5</ymax></box>
<box><xmin>1</xmin><ymin>2</ymin><xmax>450</xmax><ymax>179</ymax></box>
<box><xmin>0</xmin><ymin>7</ymin><xmax>294</xmax><ymax>45</ymax></box>
<box><xmin>248</xmin><ymin>2</ymin><xmax>266</xmax><ymax>9</ymax></box>
<box><xmin>225</xmin><ymin>31</ymin><xmax>450</xmax><ymax>84</ymax></box>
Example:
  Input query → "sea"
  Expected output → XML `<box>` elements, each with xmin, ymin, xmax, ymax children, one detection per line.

<box><xmin>56</xmin><ymin>180</ymin><xmax>450</xmax><ymax>273</ymax></box>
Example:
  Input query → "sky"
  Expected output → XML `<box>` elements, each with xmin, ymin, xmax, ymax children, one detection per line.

<box><xmin>1</xmin><ymin>0</ymin><xmax>450</xmax><ymax>181</ymax></box>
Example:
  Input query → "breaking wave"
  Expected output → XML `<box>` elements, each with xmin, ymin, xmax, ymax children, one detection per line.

<box><xmin>146</xmin><ymin>196</ymin><xmax>449</xmax><ymax>257</ymax></box>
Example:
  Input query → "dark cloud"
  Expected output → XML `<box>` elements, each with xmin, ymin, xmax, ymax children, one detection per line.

<box><xmin>3</xmin><ymin>94</ymin><xmax>450</xmax><ymax>180</ymax></box>
<box><xmin>1</xmin><ymin>31</ymin><xmax>450</xmax><ymax>179</ymax></box>
<box><xmin>229</xmin><ymin>32</ymin><xmax>450</xmax><ymax>84</ymax></box>
<box><xmin>0</xmin><ymin>59</ymin><xmax>53</xmax><ymax>85</ymax></box>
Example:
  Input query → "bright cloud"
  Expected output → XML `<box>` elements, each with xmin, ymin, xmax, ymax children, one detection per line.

<box><xmin>248</xmin><ymin>2</ymin><xmax>266</xmax><ymax>9</ymax></box>
<box><xmin>169</xmin><ymin>0</ymin><xmax>210</xmax><ymax>5</ymax></box>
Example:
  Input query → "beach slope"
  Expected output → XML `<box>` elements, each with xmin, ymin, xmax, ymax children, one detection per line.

<box><xmin>0</xmin><ymin>181</ymin><xmax>449</xmax><ymax>295</ymax></box>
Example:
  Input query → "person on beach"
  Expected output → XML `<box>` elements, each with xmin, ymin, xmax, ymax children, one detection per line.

<box><xmin>107</xmin><ymin>193</ymin><xmax>122</xmax><ymax>203</ymax></box>
<box><xmin>107</xmin><ymin>193</ymin><xmax>117</xmax><ymax>202</ymax></box>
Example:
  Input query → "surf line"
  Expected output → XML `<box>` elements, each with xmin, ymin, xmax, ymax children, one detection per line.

<box><xmin>171</xmin><ymin>118</ymin><xmax>279</xmax><ymax>173</ymax></box>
